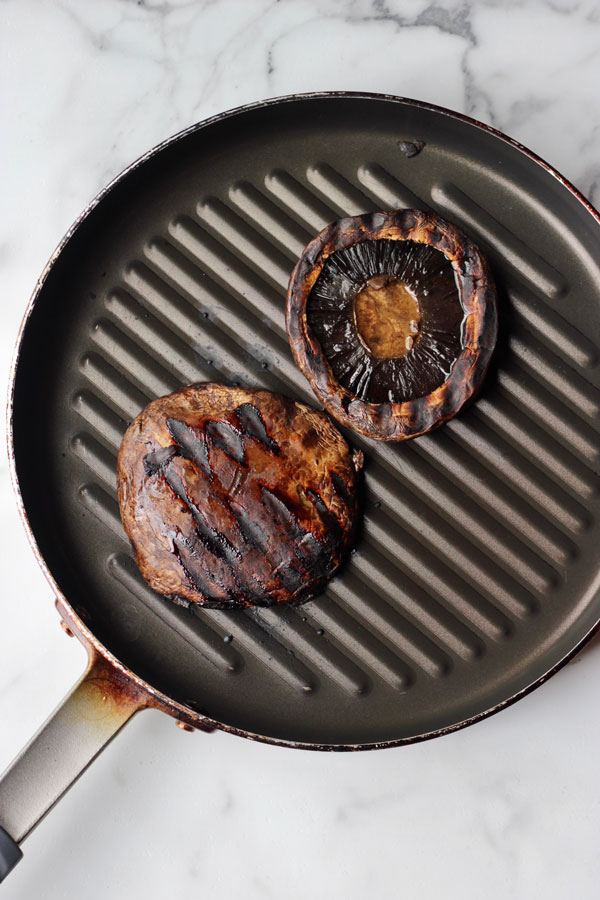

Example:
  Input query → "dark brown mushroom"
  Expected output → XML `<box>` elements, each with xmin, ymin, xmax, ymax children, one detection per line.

<box><xmin>286</xmin><ymin>209</ymin><xmax>498</xmax><ymax>442</ymax></box>
<box><xmin>117</xmin><ymin>384</ymin><xmax>362</xmax><ymax>609</ymax></box>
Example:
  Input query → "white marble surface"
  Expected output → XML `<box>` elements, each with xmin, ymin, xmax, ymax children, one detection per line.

<box><xmin>1</xmin><ymin>1</ymin><xmax>600</xmax><ymax>897</ymax></box>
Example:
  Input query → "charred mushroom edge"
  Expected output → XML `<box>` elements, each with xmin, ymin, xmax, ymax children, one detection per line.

<box><xmin>286</xmin><ymin>209</ymin><xmax>498</xmax><ymax>442</ymax></box>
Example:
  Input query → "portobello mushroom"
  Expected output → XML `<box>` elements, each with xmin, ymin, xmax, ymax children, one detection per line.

<box><xmin>286</xmin><ymin>209</ymin><xmax>498</xmax><ymax>441</ymax></box>
<box><xmin>117</xmin><ymin>384</ymin><xmax>362</xmax><ymax>609</ymax></box>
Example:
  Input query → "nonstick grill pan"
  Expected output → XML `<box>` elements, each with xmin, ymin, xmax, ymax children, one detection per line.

<box><xmin>1</xmin><ymin>92</ymin><xmax>599</xmax><ymax>878</ymax></box>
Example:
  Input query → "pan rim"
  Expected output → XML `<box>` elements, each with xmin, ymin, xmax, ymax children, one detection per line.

<box><xmin>7</xmin><ymin>90</ymin><xmax>600</xmax><ymax>750</ymax></box>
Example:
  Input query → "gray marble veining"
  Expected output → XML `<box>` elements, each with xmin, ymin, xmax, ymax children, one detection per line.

<box><xmin>1</xmin><ymin>1</ymin><xmax>600</xmax><ymax>898</ymax></box>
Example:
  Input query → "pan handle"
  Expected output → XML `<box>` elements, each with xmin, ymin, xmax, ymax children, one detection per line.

<box><xmin>0</xmin><ymin>648</ymin><xmax>150</xmax><ymax>881</ymax></box>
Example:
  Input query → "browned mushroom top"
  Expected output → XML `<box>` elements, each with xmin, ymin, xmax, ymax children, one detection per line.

<box><xmin>117</xmin><ymin>384</ymin><xmax>362</xmax><ymax>609</ymax></box>
<box><xmin>286</xmin><ymin>209</ymin><xmax>498</xmax><ymax>442</ymax></box>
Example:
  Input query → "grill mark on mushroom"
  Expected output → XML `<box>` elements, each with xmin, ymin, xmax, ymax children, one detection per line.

<box><xmin>304</xmin><ymin>488</ymin><xmax>343</xmax><ymax>544</ymax></box>
<box><xmin>118</xmin><ymin>385</ymin><xmax>360</xmax><ymax>608</ymax></box>
<box><xmin>236</xmin><ymin>402</ymin><xmax>280</xmax><ymax>453</ymax></box>
<box><xmin>163</xmin><ymin>467</ymin><xmax>242</xmax><ymax>567</ymax></box>
<box><xmin>154</xmin><ymin>434</ymin><xmax>292</xmax><ymax>605</ymax></box>
<box><xmin>260</xmin><ymin>486</ymin><xmax>332</xmax><ymax>573</ymax></box>
<box><xmin>166</xmin><ymin>417</ymin><xmax>212</xmax><ymax>477</ymax></box>
<box><xmin>171</xmin><ymin>533</ymin><xmax>232</xmax><ymax>604</ymax></box>
<box><xmin>206</xmin><ymin>419</ymin><xmax>247</xmax><ymax>465</ymax></box>
<box><xmin>331</xmin><ymin>471</ymin><xmax>353</xmax><ymax>505</ymax></box>
<box><xmin>143</xmin><ymin>444</ymin><xmax>178</xmax><ymax>476</ymax></box>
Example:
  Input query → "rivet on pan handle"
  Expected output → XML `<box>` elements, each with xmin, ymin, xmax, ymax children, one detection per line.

<box><xmin>0</xmin><ymin>644</ymin><xmax>151</xmax><ymax>882</ymax></box>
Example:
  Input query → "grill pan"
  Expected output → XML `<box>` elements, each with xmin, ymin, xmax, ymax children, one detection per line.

<box><xmin>1</xmin><ymin>91</ymin><xmax>599</xmax><ymax>879</ymax></box>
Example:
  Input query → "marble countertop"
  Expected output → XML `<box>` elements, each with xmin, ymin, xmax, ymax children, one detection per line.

<box><xmin>2</xmin><ymin>1</ymin><xmax>600</xmax><ymax>897</ymax></box>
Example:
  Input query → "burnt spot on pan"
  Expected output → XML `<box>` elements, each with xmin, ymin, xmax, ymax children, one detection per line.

<box><xmin>397</xmin><ymin>140</ymin><xmax>425</xmax><ymax>157</ymax></box>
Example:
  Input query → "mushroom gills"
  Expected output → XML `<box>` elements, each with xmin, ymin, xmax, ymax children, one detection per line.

<box><xmin>307</xmin><ymin>239</ymin><xmax>466</xmax><ymax>404</ymax></box>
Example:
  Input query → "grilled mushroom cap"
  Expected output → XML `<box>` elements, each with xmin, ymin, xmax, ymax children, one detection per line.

<box><xmin>117</xmin><ymin>384</ymin><xmax>362</xmax><ymax>609</ymax></box>
<box><xmin>286</xmin><ymin>209</ymin><xmax>498</xmax><ymax>442</ymax></box>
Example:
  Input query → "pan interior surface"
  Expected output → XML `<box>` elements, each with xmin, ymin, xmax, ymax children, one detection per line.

<box><xmin>11</xmin><ymin>95</ymin><xmax>600</xmax><ymax>746</ymax></box>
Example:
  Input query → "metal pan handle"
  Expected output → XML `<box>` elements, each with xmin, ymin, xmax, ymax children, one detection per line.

<box><xmin>0</xmin><ymin>648</ymin><xmax>149</xmax><ymax>881</ymax></box>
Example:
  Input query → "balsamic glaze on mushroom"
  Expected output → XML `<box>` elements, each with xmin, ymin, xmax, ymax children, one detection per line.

<box><xmin>117</xmin><ymin>384</ymin><xmax>362</xmax><ymax>609</ymax></box>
